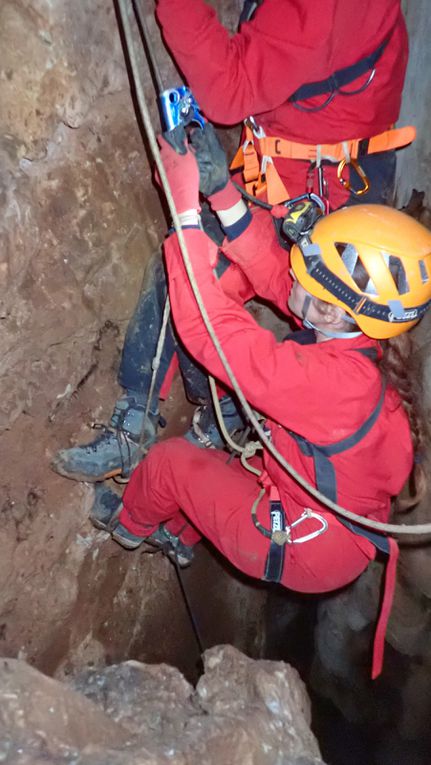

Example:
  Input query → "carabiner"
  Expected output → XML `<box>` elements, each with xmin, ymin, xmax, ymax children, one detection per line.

<box><xmin>306</xmin><ymin>163</ymin><xmax>330</xmax><ymax>212</ymax></box>
<box><xmin>244</xmin><ymin>115</ymin><xmax>266</xmax><ymax>139</ymax></box>
<box><xmin>337</xmin><ymin>157</ymin><xmax>370</xmax><ymax>196</ymax></box>
<box><xmin>289</xmin><ymin>508</ymin><xmax>328</xmax><ymax>544</ymax></box>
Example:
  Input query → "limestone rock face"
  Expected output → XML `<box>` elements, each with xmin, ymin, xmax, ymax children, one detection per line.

<box><xmin>0</xmin><ymin>656</ymin><xmax>131</xmax><ymax>763</ymax></box>
<box><xmin>0</xmin><ymin>647</ymin><xmax>327</xmax><ymax>765</ymax></box>
<box><xmin>0</xmin><ymin>0</ymin><xmax>267</xmax><ymax>678</ymax></box>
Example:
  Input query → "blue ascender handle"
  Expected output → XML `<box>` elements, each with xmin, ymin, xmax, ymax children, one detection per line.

<box><xmin>159</xmin><ymin>86</ymin><xmax>205</xmax><ymax>132</ymax></box>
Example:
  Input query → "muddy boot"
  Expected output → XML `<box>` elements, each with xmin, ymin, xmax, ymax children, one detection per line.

<box><xmin>145</xmin><ymin>526</ymin><xmax>195</xmax><ymax>568</ymax></box>
<box><xmin>90</xmin><ymin>483</ymin><xmax>145</xmax><ymax>549</ymax></box>
<box><xmin>91</xmin><ymin>485</ymin><xmax>194</xmax><ymax>565</ymax></box>
<box><xmin>112</xmin><ymin>521</ymin><xmax>195</xmax><ymax>565</ymax></box>
<box><xmin>184</xmin><ymin>395</ymin><xmax>245</xmax><ymax>450</ymax></box>
<box><xmin>51</xmin><ymin>394</ymin><xmax>158</xmax><ymax>482</ymax></box>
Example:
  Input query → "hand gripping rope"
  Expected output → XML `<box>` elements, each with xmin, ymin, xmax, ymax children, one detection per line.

<box><xmin>116</xmin><ymin>0</ymin><xmax>431</xmax><ymax>538</ymax></box>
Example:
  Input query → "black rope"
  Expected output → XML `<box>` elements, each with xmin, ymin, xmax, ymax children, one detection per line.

<box><xmin>232</xmin><ymin>181</ymin><xmax>272</xmax><ymax>209</ymax></box>
<box><xmin>172</xmin><ymin>557</ymin><xmax>204</xmax><ymax>659</ymax></box>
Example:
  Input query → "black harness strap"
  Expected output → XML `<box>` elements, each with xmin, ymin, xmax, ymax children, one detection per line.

<box><xmin>338</xmin><ymin>517</ymin><xmax>390</xmax><ymax>555</ymax></box>
<box><xmin>289</xmin><ymin>38</ymin><xmax>389</xmax><ymax>105</ymax></box>
<box><xmin>238</xmin><ymin>0</ymin><xmax>263</xmax><ymax>25</ymax></box>
<box><xmin>261</xmin><ymin>344</ymin><xmax>389</xmax><ymax>583</ymax></box>
<box><xmin>263</xmin><ymin>500</ymin><xmax>287</xmax><ymax>582</ymax></box>
<box><xmin>288</xmin><ymin>379</ymin><xmax>386</xmax><ymax>503</ymax></box>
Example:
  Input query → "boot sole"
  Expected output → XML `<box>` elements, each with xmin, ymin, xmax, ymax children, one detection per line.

<box><xmin>51</xmin><ymin>462</ymin><xmax>127</xmax><ymax>483</ymax></box>
<box><xmin>111</xmin><ymin>529</ymin><xmax>144</xmax><ymax>550</ymax></box>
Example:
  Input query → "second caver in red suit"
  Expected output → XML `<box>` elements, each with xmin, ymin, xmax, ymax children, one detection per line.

<box><xmin>118</xmin><ymin>205</ymin><xmax>412</xmax><ymax>593</ymax></box>
<box><xmin>156</xmin><ymin>0</ymin><xmax>409</xmax><ymax>207</ymax></box>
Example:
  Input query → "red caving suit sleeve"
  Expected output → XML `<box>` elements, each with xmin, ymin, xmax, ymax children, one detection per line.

<box><xmin>156</xmin><ymin>0</ymin><xmax>407</xmax><ymax>144</ymax></box>
<box><xmin>165</xmin><ymin>225</ymin><xmax>414</xmax><ymax>526</ymax></box>
<box><xmin>156</xmin><ymin>0</ymin><xmax>334</xmax><ymax>124</ymax></box>
<box><xmin>221</xmin><ymin>207</ymin><xmax>294</xmax><ymax>315</ymax></box>
<box><xmin>164</xmin><ymin>225</ymin><xmax>362</xmax><ymax>435</ymax></box>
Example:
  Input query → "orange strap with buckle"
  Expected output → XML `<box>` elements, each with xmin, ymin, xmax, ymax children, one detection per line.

<box><xmin>231</xmin><ymin>125</ymin><xmax>416</xmax><ymax>204</ymax></box>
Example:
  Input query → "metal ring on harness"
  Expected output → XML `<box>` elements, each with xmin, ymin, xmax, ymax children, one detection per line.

<box><xmin>291</xmin><ymin>90</ymin><xmax>336</xmax><ymax>113</ymax></box>
<box><xmin>338</xmin><ymin>68</ymin><xmax>376</xmax><ymax>96</ymax></box>
<box><xmin>337</xmin><ymin>157</ymin><xmax>370</xmax><ymax>196</ymax></box>
<box><xmin>291</xmin><ymin>65</ymin><xmax>376</xmax><ymax>112</ymax></box>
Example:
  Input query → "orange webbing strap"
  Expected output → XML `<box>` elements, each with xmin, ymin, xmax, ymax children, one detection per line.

<box><xmin>255</xmin><ymin>125</ymin><xmax>416</xmax><ymax>163</ymax></box>
<box><xmin>230</xmin><ymin>125</ymin><xmax>416</xmax><ymax>205</ymax></box>
<box><xmin>230</xmin><ymin>125</ymin><xmax>290</xmax><ymax>204</ymax></box>
<box><xmin>231</xmin><ymin>125</ymin><xmax>270</xmax><ymax>200</ymax></box>
<box><xmin>371</xmin><ymin>536</ymin><xmax>399</xmax><ymax>680</ymax></box>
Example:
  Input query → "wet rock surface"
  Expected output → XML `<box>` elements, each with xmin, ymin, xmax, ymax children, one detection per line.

<box><xmin>0</xmin><ymin>646</ymin><xmax>327</xmax><ymax>765</ymax></box>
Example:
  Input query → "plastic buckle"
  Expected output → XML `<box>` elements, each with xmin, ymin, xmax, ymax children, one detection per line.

<box><xmin>337</xmin><ymin>157</ymin><xmax>370</xmax><ymax>196</ymax></box>
<box><xmin>260</xmin><ymin>154</ymin><xmax>273</xmax><ymax>175</ymax></box>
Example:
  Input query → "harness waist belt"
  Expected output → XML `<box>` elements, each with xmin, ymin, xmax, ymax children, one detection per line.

<box><xmin>253</xmin><ymin>126</ymin><xmax>416</xmax><ymax>163</ymax></box>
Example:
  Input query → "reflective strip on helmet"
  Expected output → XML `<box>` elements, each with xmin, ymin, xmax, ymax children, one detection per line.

<box><xmin>304</xmin><ymin>256</ymin><xmax>431</xmax><ymax>324</ymax></box>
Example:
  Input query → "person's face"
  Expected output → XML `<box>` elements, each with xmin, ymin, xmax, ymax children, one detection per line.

<box><xmin>287</xmin><ymin>275</ymin><xmax>310</xmax><ymax>319</ymax></box>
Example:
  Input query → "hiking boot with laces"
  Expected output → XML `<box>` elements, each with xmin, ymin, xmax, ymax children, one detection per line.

<box><xmin>112</xmin><ymin>521</ymin><xmax>194</xmax><ymax>565</ymax></box>
<box><xmin>184</xmin><ymin>395</ymin><xmax>245</xmax><ymax>450</ymax></box>
<box><xmin>90</xmin><ymin>484</ymin><xmax>194</xmax><ymax>566</ymax></box>
<box><xmin>51</xmin><ymin>394</ymin><xmax>158</xmax><ymax>482</ymax></box>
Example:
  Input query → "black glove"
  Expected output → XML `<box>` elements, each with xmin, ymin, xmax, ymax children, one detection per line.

<box><xmin>190</xmin><ymin>123</ymin><xmax>230</xmax><ymax>196</ymax></box>
<box><xmin>162</xmin><ymin>123</ymin><xmax>187</xmax><ymax>155</ymax></box>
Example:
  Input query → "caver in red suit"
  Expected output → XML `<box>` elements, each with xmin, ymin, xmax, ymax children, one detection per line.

<box><xmin>156</xmin><ymin>0</ymin><xmax>409</xmax><ymax>208</ymax></box>
<box><xmin>118</xmin><ymin>140</ymin><xmax>413</xmax><ymax>598</ymax></box>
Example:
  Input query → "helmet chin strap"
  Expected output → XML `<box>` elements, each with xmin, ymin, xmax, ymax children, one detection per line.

<box><xmin>302</xmin><ymin>295</ymin><xmax>363</xmax><ymax>339</ymax></box>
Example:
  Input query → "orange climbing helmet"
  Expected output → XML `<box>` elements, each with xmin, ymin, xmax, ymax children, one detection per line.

<box><xmin>290</xmin><ymin>204</ymin><xmax>431</xmax><ymax>339</ymax></box>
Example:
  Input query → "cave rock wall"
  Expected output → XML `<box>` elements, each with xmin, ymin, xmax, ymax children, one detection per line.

<box><xmin>0</xmin><ymin>0</ymin><xmax>265</xmax><ymax>675</ymax></box>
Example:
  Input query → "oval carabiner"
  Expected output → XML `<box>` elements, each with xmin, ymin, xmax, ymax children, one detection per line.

<box><xmin>289</xmin><ymin>509</ymin><xmax>328</xmax><ymax>544</ymax></box>
<box><xmin>337</xmin><ymin>157</ymin><xmax>370</xmax><ymax>196</ymax></box>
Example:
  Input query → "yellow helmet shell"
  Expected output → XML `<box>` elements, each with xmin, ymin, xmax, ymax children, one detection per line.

<box><xmin>290</xmin><ymin>205</ymin><xmax>431</xmax><ymax>339</ymax></box>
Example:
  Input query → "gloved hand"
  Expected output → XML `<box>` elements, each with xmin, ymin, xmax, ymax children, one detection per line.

<box><xmin>191</xmin><ymin>123</ymin><xmax>243</xmax><ymax>211</ymax></box>
<box><xmin>190</xmin><ymin>123</ymin><xmax>230</xmax><ymax>196</ymax></box>
<box><xmin>157</xmin><ymin>130</ymin><xmax>200</xmax><ymax>215</ymax></box>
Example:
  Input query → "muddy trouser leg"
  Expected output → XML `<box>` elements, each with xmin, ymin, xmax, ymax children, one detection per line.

<box><xmin>117</xmin><ymin>250</ymin><xmax>239</xmax><ymax>410</ymax></box>
<box><xmin>52</xmin><ymin>214</ymin><xmax>251</xmax><ymax>481</ymax></box>
<box><xmin>117</xmin><ymin>251</ymin><xmax>175</xmax><ymax>415</ymax></box>
<box><xmin>118</xmin><ymin>211</ymin><xmax>252</xmax><ymax>436</ymax></box>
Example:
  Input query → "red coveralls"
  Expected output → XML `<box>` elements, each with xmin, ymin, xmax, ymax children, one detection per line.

<box><xmin>119</xmin><ymin>208</ymin><xmax>412</xmax><ymax>597</ymax></box>
<box><xmin>156</xmin><ymin>0</ymin><xmax>408</xmax><ymax>208</ymax></box>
